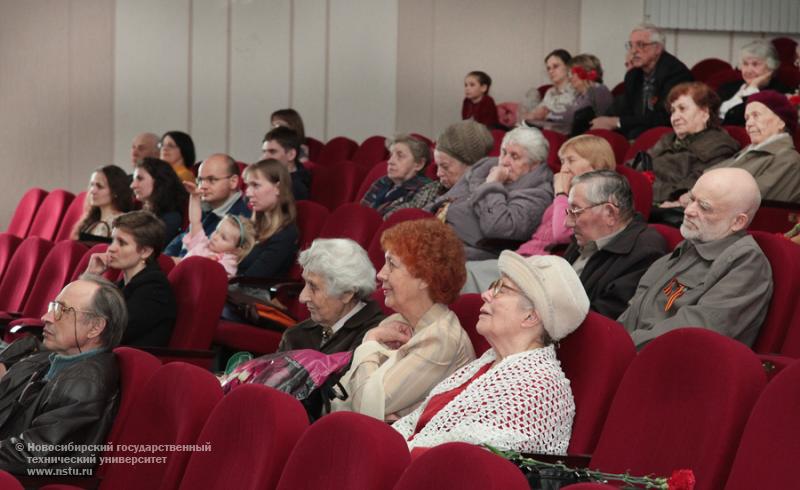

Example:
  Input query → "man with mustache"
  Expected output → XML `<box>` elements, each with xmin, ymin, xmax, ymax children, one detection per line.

<box><xmin>618</xmin><ymin>167</ymin><xmax>772</xmax><ymax>348</ymax></box>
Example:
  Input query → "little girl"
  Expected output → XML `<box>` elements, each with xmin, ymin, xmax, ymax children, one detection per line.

<box><xmin>181</xmin><ymin>182</ymin><xmax>256</xmax><ymax>277</ymax></box>
<box><xmin>461</xmin><ymin>70</ymin><xmax>499</xmax><ymax>127</ymax></box>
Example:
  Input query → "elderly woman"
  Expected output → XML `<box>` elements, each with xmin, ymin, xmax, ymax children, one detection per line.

<box><xmin>561</xmin><ymin>54</ymin><xmax>614</xmax><ymax>135</ymax></box>
<box><xmin>394</xmin><ymin>253</ymin><xmax>589</xmax><ymax>453</ymax></box>
<box><xmin>72</xmin><ymin>165</ymin><xmax>134</xmax><ymax>242</ymax></box>
<box><xmin>650</xmin><ymin>82</ymin><xmax>740</xmax><ymax>204</ymax></box>
<box><xmin>333</xmin><ymin>219</ymin><xmax>475</xmax><ymax>421</ymax></box>
<box><xmin>718</xmin><ymin>40</ymin><xmax>792</xmax><ymax>126</ymax></box>
<box><xmin>277</xmin><ymin>238</ymin><xmax>386</xmax><ymax>354</ymax></box>
<box><xmin>85</xmin><ymin>210</ymin><xmax>177</xmax><ymax>347</ymax></box>
<box><xmin>361</xmin><ymin>135</ymin><xmax>432</xmax><ymax>218</ymax></box>
<box><xmin>463</xmin><ymin>134</ymin><xmax>615</xmax><ymax>293</ymax></box>
<box><xmin>428</xmin><ymin>126</ymin><xmax>553</xmax><ymax>261</ymax></box>
<box><xmin>522</xmin><ymin>49</ymin><xmax>576</xmax><ymax>127</ymax></box>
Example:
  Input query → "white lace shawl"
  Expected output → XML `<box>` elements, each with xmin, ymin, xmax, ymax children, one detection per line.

<box><xmin>393</xmin><ymin>346</ymin><xmax>575</xmax><ymax>454</ymax></box>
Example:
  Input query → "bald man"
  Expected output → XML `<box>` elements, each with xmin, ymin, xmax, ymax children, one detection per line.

<box><xmin>131</xmin><ymin>132</ymin><xmax>160</xmax><ymax>166</ymax></box>
<box><xmin>618</xmin><ymin>168</ymin><xmax>772</xmax><ymax>348</ymax></box>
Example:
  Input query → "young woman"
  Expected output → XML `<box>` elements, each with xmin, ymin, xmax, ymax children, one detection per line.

<box><xmin>71</xmin><ymin>165</ymin><xmax>133</xmax><ymax>242</ymax></box>
<box><xmin>131</xmin><ymin>157</ymin><xmax>189</xmax><ymax>243</ymax></box>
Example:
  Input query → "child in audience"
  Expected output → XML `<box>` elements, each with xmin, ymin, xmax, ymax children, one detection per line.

<box><xmin>462</xmin><ymin>70</ymin><xmax>499</xmax><ymax>127</ymax></box>
<box><xmin>180</xmin><ymin>182</ymin><xmax>255</xmax><ymax>277</ymax></box>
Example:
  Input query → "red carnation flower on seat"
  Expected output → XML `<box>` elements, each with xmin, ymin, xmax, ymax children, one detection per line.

<box><xmin>667</xmin><ymin>469</ymin><xmax>696</xmax><ymax>490</ymax></box>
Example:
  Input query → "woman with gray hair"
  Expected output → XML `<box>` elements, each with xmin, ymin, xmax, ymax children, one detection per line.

<box><xmin>277</xmin><ymin>238</ymin><xmax>385</xmax><ymax>354</ymax></box>
<box><xmin>718</xmin><ymin>39</ymin><xmax>791</xmax><ymax>126</ymax></box>
<box><xmin>428</xmin><ymin>126</ymin><xmax>554</xmax><ymax>260</ymax></box>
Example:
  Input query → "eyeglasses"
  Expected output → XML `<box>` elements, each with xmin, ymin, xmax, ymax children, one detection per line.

<box><xmin>48</xmin><ymin>301</ymin><xmax>97</xmax><ymax>322</ymax></box>
<box><xmin>196</xmin><ymin>175</ymin><xmax>233</xmax><ymax>185</ymax></box>
<box><xmin>488</xmin><ymin>278</ymin><xmax>523</xmax><ymax>298</ymax></box>
<box><xmin>625</xmin><ymin>41</ymin><xmax>657</xmax><ymax>51</ymax></box>
<box><xmin>565</xmin><ymin>202</ymin><xmax>615</xmax><ymax>218</ymax></box>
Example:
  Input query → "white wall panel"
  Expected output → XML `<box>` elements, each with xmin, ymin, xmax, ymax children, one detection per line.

<box><xmin>580</xmin><ymin>0</ymin><xmax>645</xmax><ymax>88</ymax></box>
<box><xmin>646</xmin><ymin>0</ymin><xmax>800</xmax><ymax>34</ymax></box>
<box><xmin>291</xmin><ymin>0</ymin><xmax>327</xmax><ymax>141</ymax></box>
<box><xmin>674</xmin><ymin>31</ymin><xmax>731</xmax><ymax>69</ymax></box>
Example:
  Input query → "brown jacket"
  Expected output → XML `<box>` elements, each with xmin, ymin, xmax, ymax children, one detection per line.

<box><xmin>278</xmin><ymin>300</ymin><xmax>385</xmax><ymax>354</ymax></box>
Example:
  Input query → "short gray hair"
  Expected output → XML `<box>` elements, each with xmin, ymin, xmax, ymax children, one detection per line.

<box><xmin>79</xmin><ymin>274</ymin><xmax>128</xmax><ymax>349</ymax></box>
<box><xmin>298</xmin><ymin>239</ymin><xmax>376</xmax><ymax>300</ymax></box>
<box><xmin>632</xmin><ymin>22</ymin><xmax>665</xmax><ymax>46</ymax></box>
<box><xmin>572</xmin><ymin>170</ymin><xmax>635</xmax><ymax>221</ymax></box>
<box><xmin>740</xmin><ymin>40</ymin><xmax>780</xmax><ymax>71</ymax></box>
<box><xmin>501</xmin><ymin>127</ymin><xmax>549</xmax><ymax>165</ymax></box>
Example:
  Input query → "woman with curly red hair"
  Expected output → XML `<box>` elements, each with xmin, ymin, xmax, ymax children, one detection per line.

<box><xmin>333</xmin><ymin>219</ymin><xmax>475</xmax><ymax>421</ymax></box>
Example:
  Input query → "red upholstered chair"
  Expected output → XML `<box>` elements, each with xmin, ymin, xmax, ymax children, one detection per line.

<box><xmin>70</xmin><ymin>243</ymin><xmax>117</xmax><ymax>282</ymax></box>
<box><xmin>723</xmin><ymin>359</ymin><xmax>800</xmax><ymax>490</ymax></box>
<box><xmin>449</xmin><ymin>293</ymin><xmax>490</xmax><ymax>356</ymax></box>
<box><xmin>541</xmin><ymin>129</ymin><xmax>566</xmax><ymax>173</ymax></box>
<box><xmin>355</xmin><ymin>160</ymin><xmax>388</xmax><ymax>203</ymax></box>
<box><xmin>317</xmin><ymin>136</ymin><xmax>358</xmax><ymax>166</ymax></box>
<box><xmin>690</xmin><ymin>58</ymin><xmax>734</xmax><ymax>83</ymax></box>
<box><xmin>771</xmin><ymin>36</ymin><xmax>799</xmax><ymax>67</ymax></box>
<box><xmin>0</xmin><ymin>237</ymin><xmax>53</xmax><ymax>315</ymax></box>
<box><xmin>748</xmin><ymin>200</ymin><xmax>800</xmax><ymax>233</ymax></box>
<box><xmin>54</xmin><ymin>191</ymin><xmax>87</xmax><ymax>242</ymax></box>
<box><xmin>537</xmin><ymin>84</ymin><xmax>553</xmax><ymax>99</ymax></box>
<box><xmin>310</xmin><ymin>161</ymin><xmax>364</xmax><ymax>210</ymax></box>
<box><xmin>305</xmin><ymin>136</ymin><xmax>325</xmax><ymax>162</ymax></box>
<box><xmin>704</xmin><ymin>69</ymin><xmax>742</xmax><ymax>91</ymax></box>
<box><xmin>319</xmin><ymin>203</ymin><xmax>382</xmax><ymax>250</ymax></box>
<box><xmin>0</xmin><ymin>471</ymin><xmax>22</xmax><ymax>490</ymax></box>
<box><xmin>276</xmin><ymin>411</ymin><xmax>410</xmax><ymax>490</ymax></box>
<box><xmin>489</xmin><ymin>128</ymin><xmax>507</xmax><ymax>157</ymax></box>
<box><xmin>0</xmin><ymin>234</ymin><xmax>22</xmax><ymax>285</ymax></box>
<box><xmin>615</xmin><ymin>165</ymin><xmax>653</xmax><ymax>220</ymax></box>
<box><xmin>775</xmin><ymin>65</ymin><xmax>800</xmax><ymax>92</ymax></box>
<box><xmin>589</xmin><ymin>328</ymin><xmax>766</xmax><ymax>490</ymax></box>
<box><xmin>611</xmin><ymin>81</ymin><xmax>625</xmax><ymax>96</ymax></box>
<box><xmin>95</xmin><ymin>362</ymin><xmax>223</xmax><ymax>490</ymax></box>
<box><xmin>178</xmin><ymin>385</ymin><xmax>309</xmax><ymax>490</ymax></box>
<box><xmin>558</xmin><ymin>312</ymin><xmax>635</xmax><ymax>455</ymax></box>
<box><xmin>353</xmin><ymin>135</ymin><xmax>389</xmax><ymax>169</ymax></box>
<box><xmin>749</xmin><ymin>231</ymin><xmax>800</xmax><ymax>354</ymax></box>
<box><xmin>585</xmin><ymin>129</ymin><xmax>630</xmax><ymax>165</ymax></box>
<box><xmin>27</xmin><ymin>189</ymin><xmax>75</xmax><ymax>241</ymax></box>
<box><xmin>393</xmin><ymin>442</ymin><xmax>529</xmax><ymax>490</ymax></box>
<box><xmin>6</xmin><ymin>188</ymin><xmax>47</xmax><ymax>238</ymax></box>
<box><xmin>723</xmin><ymin>125</ymin><xmax>751</xmax><ymax>149</ymax></box>
<box><xmin>648</xmin><ymin>223</ymin><xmax>683</xmax><ymax>251</ymax></box>
<box><xmin>623</xmin><ymin>126</ymin><xmax>673</xmax><ymax>162</ymax></box>
<box><xmin>366</xmin><ymin>208</ymin><xmax>434</xmax><ymax>271</ymax></box>
<box><xmin>291</xmin><ymin>200</ymin><xmax>330</xmax><ymax>276</ymax></box>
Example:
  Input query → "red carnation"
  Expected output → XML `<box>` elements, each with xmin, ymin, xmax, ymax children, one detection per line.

<box><xmin>667</xmin><ymin>469</ymin><xmax>696</xmax><ymax>490</ymax></box>
<box><xmin>789</xmin><ymin>95</ymin><xmax>800</xmax><ymax>107</ymax></box>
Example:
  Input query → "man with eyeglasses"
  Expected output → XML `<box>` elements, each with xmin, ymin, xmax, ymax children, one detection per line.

<box><xmin>261</xmin><ymin>126</ymin><xmax>311</xmax><ymax>200</ymax></box>
<box><xmin>163</xmin><ymin>153</ymin><xmax>249</xmax><ymax>257</ymax></box>
<box><xmin>562</xmin><ymin>170</ymin><xmax>667</xmax><ymax>319</ymax></box>
<box><xmin>0</xmin><ymin>275</ymin><xmax>126</xmax><ymax>474</ymax></box>
<box><xmin>619</xmin><ymin>168</ymin><xmax>772</xmax><ymax>349</ymax></box>
<box><xmin>591</xmin><ymin>22</ymin><xmax>692</xmax><ymax>139</ymax></box>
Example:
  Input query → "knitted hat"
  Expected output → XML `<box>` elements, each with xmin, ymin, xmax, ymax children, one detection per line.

<box><xmin>435</xmin><ymin>121</ymin><xmax>494</xmax><ymax>166</ymax></box>
<box><xmin>498</xmin><ymin>251</ymin><xmax>589</xmax><ymax>341</ymax></box>
<box><xmin>746</xmin><ymin>90</ymin><xmax>798</xmax><ymax>135</ymax></box>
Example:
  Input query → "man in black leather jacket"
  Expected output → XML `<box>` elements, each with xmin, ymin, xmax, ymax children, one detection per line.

<box><xmin>0</xmin><ymin>275</ymin><xmax>127</xmax><ymax>474</ymax></box>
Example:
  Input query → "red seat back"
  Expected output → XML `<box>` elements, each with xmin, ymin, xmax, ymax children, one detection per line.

<box><xmin>0</xmin><ymin>237</ymin><xmax>53</xmax><ymax>312</ymax></box>
<box><xmin>319</xmin><ymin>203</ymin><xmax>381</xmax><ymax>250</ymax></box>
<box><xmin>310</xmin><ymin>161</ymin><xmax>364</xmax><ymax>210</ymax></box>
<box><xmin>305</xmin><ymin>136</ymin><xmax>324</xmax><ymax>162</ymax></box>
<box><xmin>353</xmin><ymin>135</ymin><xmax>389</xmax><ymax>169</ymax></box>
<box><xmin>648</xmin><ymin>223</ymin><xmax>683</xmax><ymax>251</ymax></box>
<box><xmin>318</xmin><ymin>136</ymin><xmax>358</xmax><ymax>166</ymax></box>
<box><xmin>615</xmin><ymin>165</ymin><xmax>653</xmax><ymax>220</ymax></box>
<box><xmin>71</xmin><ymin>243</ymin><xmax>112</xmax><ymax>282</ymax></box>
<box><xmin>559</xmin><ymin>312</ymin><xmax>636</xmax><ymax>454</ymax></box>
<box><xmin>54</xmin><ymin>191</ymin><xmax>88</xmax><ymax>241</ymax></box>
<box><xmin>366</xmin><ymin>208</ymin><xmax>433</xmax><ymax>271</ymax></box>
<box><xmin>541</xmin><ymin>129</ymin><xmax>566</xmax><ymax>173</ymax></box>
<box><xmin>624</xmin><ymin>126</ymin><xmax>673</xmax><ymax>162</ymax></box>
<box><xmin>611</xmin><ymin>81</ymin><xmax>625</xmax><ymax>96</ymax></box>
<box><xmin>488</xmin><ymin>129</ymin><xmax>507</xmax><ymax>157</ymax></box>
<box><xmin>0</xmin><ymin>233</ymin><xmax>23</xmax><ymax>285</ymax></box>
<box><xmin>748</xmin><ymin>200</ymin><xmax>800</xmax><ymax>233</ymax></box>
<box><xmin>449</xmin><ymin>293</ymin><xmax>490</xmax><ymax>356</ymax></box>
<box><xmin>167</xmin><ymin>257</ymin><xmax>228</xmax><ymax>350</ymax></box>
<box><xmin>21</xmin><ymin>240</ymin><xmax>87</xmax><ymax>318</ymax></box>
<box><xmin>691</xmin><ymin>58</ymin><xmax>734</xmax><ymax>83</ymax></box>
<box><xmin>276</xmin><ymin>412</ymin><xmax>410</xmax><ymax>490</ymax></box>
<box><xmin>537</xmin><ymin>84</ymin><xmax>553</xmax><ymax>99</ymax></box>
<box><xmin>27</xmin><ymin>189</ymin><xmax>75</xmax><ymax>241</ymax></box>
<box><xmin>6</xmin><ymin>188</ymin><xmax>47</xmax><ymax>238</ymax></box>
<box><xmin>723</xmin><ymin>125</ymin><xmax>751</xmax><ymax>149</ymax></box>
<box><xmin>179</xmin><ymin>385</ymin><xmax>309</xmax><ymax>490</ymax></box>
<box><xmin>290</xmin><ymin>200</ymin><xmax>331</xmax><ymax>281</ymax></box>
<box><xmin>590</xmin><ymin>328</ymin><xmax>766</xmax><ymax>490</ymax></box>
<box><xmin>355</xmin><ymin>161</ymin><xmax>388</xmax><ymax>203</ymax></box>
<box><xmin>705</xmin><ymin>69</ymin><xmax>742</xmax><ymax>91</ymax></box>
<box><xmin>585</xmin><ymin>129</ymin><xmax>630</xmax><ymax>165</ymax></box>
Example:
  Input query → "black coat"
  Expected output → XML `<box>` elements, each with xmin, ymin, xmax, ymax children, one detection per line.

<box><xmin>717</xmin><ymin>77</ymin><xmax>793</xmax><ymax>127</ymax></box>
<box><xmin>564</xmin><ymin>217</ymin><xmax>668</xmax><ymax>319</ymax></box>
<box><xmin>278</xmin><ymin>300</ymin><xmax>386</xmax><ymax>354</ymax></box>
<box><xmin>119</xmin><ymin>261</ymin><xmax>177</xmax><ymax>347</ymax></box>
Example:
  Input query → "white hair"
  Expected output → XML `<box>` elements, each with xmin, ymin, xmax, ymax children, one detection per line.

<box><xmin>298</xmin><ymin>238</ymin><xmax>376</xmax><ymax>300</ymax></box>
<box><xmin>632</xmin><ymin>22</ymin><xmax>666</xmax><ymax>46</ymax></box>
<box><xmin>740</xmin><ymin>39</ymin><xmax>780</xmax><ymax>71</ymax></box>
<box><xmin>501</xmin><ymin>127</ymin><xmax>549</xmax><ymax>165</ymax></box>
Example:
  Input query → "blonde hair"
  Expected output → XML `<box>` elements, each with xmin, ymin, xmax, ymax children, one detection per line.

<box><xmin>558</xmin><ymin>135</ymin><xmax>616</xmax><ymax>171</ymax></box>
<box><xmin>220</xmin><ymin>214</ymin><xmax>257</xmax><ymax>263</ymax></box>
<box><xmin>243</xmin><ymin>159</ymin><xmax>297</xmax><ymax>242</ymax></box>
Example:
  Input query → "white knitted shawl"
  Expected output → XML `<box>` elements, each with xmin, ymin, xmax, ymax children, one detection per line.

<box><xmin>393</xmin><ymin>346</ymin><xmax>575</xmax><ymax>454</ymax></box>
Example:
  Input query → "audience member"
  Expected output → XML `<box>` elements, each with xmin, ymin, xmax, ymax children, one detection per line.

<box><xmin>394</xmin><ymin>253</ymin><xmax>587</xmax><ymax>454</ymax></box>
<box><xmin>429</xmin><ymin>127</ymin><xmax>553</xmax><ymax>260</ymax></box>
<box><xmin>593</xmin><ymin>23</ymin><xmax>692</xmax><ymax>139</ymax></box>
<box><xmin>271</xmin><ymin>108</ymin><xmax>310</xmax><ymax>162</ymax></box>
<box><xmin>71</xmin><ymin>165</ymin><xmax>134</xmax><ymax>243</ymax></box>
<box><xmin>522</xmin><ymin>49</ymin><xmax>576</xmax><ymax>128</ymax></box>
<box><xmin>563</xmin><ymin>54</ymin><xmax>614</xmax><ymax>135</ymax></box>
<box><xmin>130</xmin><ymin>132</ymin><xmax>160</xmax><ymax>167</ymax></box>
<box><xmin>159</xmin><ymin>131</ymin><xmax>196</xmax><ymax>183</ymax></box>
<box><xmin>131</xmin><ymin>157</ymin><xmax>189</xmax><ymax>242</ymax></box>
<box><xmin>461</xmin><ymin>71</ymin><xmax>499</xmax><ymax>127</ymax></box>
<box><xmin>333</xmin><ymin>219</ymin><xmax>475</xmax><ymax>421</ymax></box>
<box><xmin>0</xmin><ymin>276</ymin><xmax>125</xmax><ymax>473</ymax></box>
<box><xmin>163</xmin><ymin>153</ymin><xmax>248</xmax><ymax>257</ymax></box>
<box><xmin>563</xmin><ymin>171</ymin><xmax>667</xmax><ymax>318</ymax></box>
<box><xmin>86</xmin><ymin>211</ymin><xmax>177</xmax><ymax>347</ymax></box>
<box><xmin>278</xmin><ymin>239</ymin><xmax>385</xmax><ymax>353</ymax></box>
<box><xmin>261</xmin><ymin>126</ymin><xmax>311</xmax><ymax>200</ymax></box>
<box><xmin>361</xmin><ymin>135</ymin><xmax>432</xmax><ymax>218</ymax></box>
<box><xmin>718</xmin><ymin>40</ymin><xmax>791</xmax><ymax>126</ymax></box>
<box><xmin>463</xmin><ymin>135</ymin><xmax>616</xmax><ymax>293</ymax></box>
<box><xmin>619</xmin><ymin>168</ymin><xmax>772</xmax><ymax>348</ymax></box>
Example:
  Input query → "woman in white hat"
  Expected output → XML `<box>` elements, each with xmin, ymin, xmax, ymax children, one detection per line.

<box><xmin>393</xmin><ymin>252</ymin><xmax>589</xmax><ymax>454</ymax></box>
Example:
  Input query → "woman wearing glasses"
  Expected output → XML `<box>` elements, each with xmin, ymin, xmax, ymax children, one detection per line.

<box><xmin>393</xmin><ymin>253</ymin><xmax>588</xmax><ymax>454</ymax></box>
<box><xmin>159</xmin><ymin>131</ymin><xmax>196</xmax><ymax>183</ymax></box>
<box><xmin>131</xmin><ymin>158</ymin><xmax>189</xmax><ymax>243</ymax></box>
<box><xmin>85</xmin><ymin>210</ymin><xmax>177</xmax><ymax>347</ymax></box>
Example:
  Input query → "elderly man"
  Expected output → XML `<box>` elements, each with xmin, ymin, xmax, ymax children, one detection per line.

<box><xmin>0</xmin><ymin>276</ymin><xmax>126</xmax><ymax>473</ymax></box>
<box><xmin>619</xmin><ymin>167</ymin><xmax>772</xmax><ymax>348</ymax></box>
<box><xmin>563</xmin><ymin>171</ymin><xmax>667</xmax><ymax>319</ymax></box>
<box><xmin>130</xmin><ymin>132</ymin><xmax>160</xmax><ymax>167</ymax></box>
<box><xmin>164</xmin><ymin>153</ymin><xmax>249</xmax><ymax>257</ymax></box>
<box><xmin>262</xmin><ymin>126</ymin><xmax>311</xmax><ymax>200</ymax></box>
<box><xmin>592</xmin><ymin>23</ymin><xmax>692</xmax><ymax>139</ymax></box>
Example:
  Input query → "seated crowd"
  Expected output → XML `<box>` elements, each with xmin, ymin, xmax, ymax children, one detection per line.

<box><xmin>0</xmin><ymin>21</ymin><xmax>798</xmax><ymax>481</ymax></box>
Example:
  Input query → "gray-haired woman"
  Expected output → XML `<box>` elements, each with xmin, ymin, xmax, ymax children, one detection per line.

<box><xmin>718</xmin><ymin>39</ymin><xmax>792</xmax><ymax>126</ymax></box>
<box><xmin>277</xmin><ymin>238</ymin><xmax>386</xmax><ymax>354</ymax></box>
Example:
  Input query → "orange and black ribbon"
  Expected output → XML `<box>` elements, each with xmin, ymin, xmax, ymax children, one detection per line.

<box><xmin>662</xmin><ymin>278</ymin><xmax>686</xmax><ymax>312</ymax></box>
